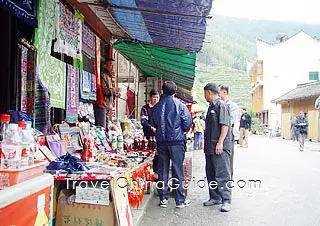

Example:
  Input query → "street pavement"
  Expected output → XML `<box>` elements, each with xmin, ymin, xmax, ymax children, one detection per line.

<box><xmin>140</xmin><ymin>135</ymin><xmax>320</xmax><ymax>226</ymax></box>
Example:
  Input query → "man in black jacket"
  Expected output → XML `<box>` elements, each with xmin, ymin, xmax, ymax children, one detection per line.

<box><xmin>239</xmin><ymin>108</ymin><xmax>252</xmax><ymax>148</ymax></box>
<box><xmin>203</xmin><ymin>83</ymin><xmax>232</xmax><ymax>212</ymax></box>
<box><xmin>152</xmin><ymin>81</ymin><xmax>192</xmax><ymax>209</ymax></box>
<box><xmin>140</xmin><ymin>89</ymin><xmax>159</xmax><ymax>139</ymax></box>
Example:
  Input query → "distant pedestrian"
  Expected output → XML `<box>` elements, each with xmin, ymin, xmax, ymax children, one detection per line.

<box><xmin>290</xmin><ymin>116</ymin><xmax>297</xmax><ymax>141</ymax></box>
<box><xmin>202</xmin><ymin>83</ymin><xmax>232</xmax><ymax>212</ymax></box>
<box><xmin>193</xmin><ymin>112</ymin><xmax>205</xmax><ymax>150</ymax></box>
<box><xmin>294</xmin><ymin>112</ymin><xmax>308</xmax><ymax>151</ymax></box>
<box><xmin>239</xmin><ymin>108</ymin><xmax>251</xmax><ymax>148</ymax></box>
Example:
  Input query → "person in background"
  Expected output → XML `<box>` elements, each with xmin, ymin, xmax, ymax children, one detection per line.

<box><xmin>140</xmin><ymin>89</ymin><xmax>160</xmax><ymax>139</ymax></box>
<box><xmin>294</xmin><ymin>111</ymin><xmax>308</xmax><ymax>151</ymax></box>
<box><xmin>218</xmin><ymin>84</ymin><xmax>239</xmax><ymax>178</ymax></box>
<box><xmin>239</xmin><ymin>108</ymin><xmax>251</xmax><ymax>148</ymax></box>
<box><xmin>193</xmin><ymin>112</ymin><xmax>205</xmax><ymax>150</ymax></box>
<box><xmin>151</xmin><ymin>81</ymin><xmax>192</xmax><ymax>209</ymax></box>
<box><xmin>202</xmin><ymin>83</ymin><xmax>232</xmax><ymax>212</ymax></box>
<box><xmin>291</xmin><ymin>116</ymin><xmax>297</xmax><ymax>141</ymax></box>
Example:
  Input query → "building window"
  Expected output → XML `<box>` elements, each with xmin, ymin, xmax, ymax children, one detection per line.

<box><xmin>309</xmin><ymin>72</ymin><xmax>319</xmax><ymax>80</ymax></box>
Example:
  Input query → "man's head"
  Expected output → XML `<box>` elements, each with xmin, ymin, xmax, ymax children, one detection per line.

<box><xmin>149</xmin><ymin>89</ymin><xmax>160</xmax><ymax>106</ymax></box>
<box><xmin>218</xmin><ymin>84</ymin><xmax>229</xmax><ymax>101</ymax></box>
<box><xmin>162</xmin><ymin>81</ymin><xmax>177</xmax><ymax>96</ymax></box>
<box><xmin>242</xmin><ymin>108</ymin><xmax>247</xmax><ymax>114</ymax></box>
<box><xmin>204</xmin><ymin>83</ymin><xmax>219</xmax><ymax>103</ymax></box>
<box><xmin>299</xmin><ymin>111</ymin><xmax>305</xmax><ymax>118</ymax></box>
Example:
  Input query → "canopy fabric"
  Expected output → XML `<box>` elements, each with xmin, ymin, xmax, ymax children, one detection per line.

<box><xmin>113</xmin><ymin>40</ymin><xmax>196</xmax><ymax>90</ymax></box>
<box><xmin>106</xmin><ymin>0</ymin><xmax>213</xmax><ymax>52</ymax></box>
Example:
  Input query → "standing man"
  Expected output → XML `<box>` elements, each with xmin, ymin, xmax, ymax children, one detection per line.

<box><xmin>294</xmin><ymin>111</ymin><xmax>308</xmax><ymax>151</ymax></box>
<box><xmin>218</xmin><ymin>85</ymin><xmax>239</xmax><ymax>178</ymax></box>
<box><xmin>239</xmin><ymin>108</ymin><xmax>252</xmax><ymax>148</ymax></box>
<box><xmin>140</xmin><ymin>89</ymin><xmax>160</xmax><ymax>139</ymax></box>
<box><xmin>193</xmin><ymin>112</ymin><xmax>205</xmax><ymax>150</ymax></box>
<box><xmin>203</xmin><ymin>83</ymin><xmax>232</xmax><ymax>212</ymax></box>
<box><xmin>152</xmin><ymin>81</ymin><xmax>192</xmax><ymax>208</ymax></box>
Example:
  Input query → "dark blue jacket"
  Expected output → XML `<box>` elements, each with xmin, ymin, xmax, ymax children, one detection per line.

<box><xmin>140</xmin><ymin>104</ymin><xmax>155</xmax><ymax>139</ymax></box>
<box><xmin>151</xmin><ymin>95</ymin><xmax>192</xmax><ymax>146</ymax></box>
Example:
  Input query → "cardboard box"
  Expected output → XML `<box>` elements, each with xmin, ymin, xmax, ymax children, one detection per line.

<box><xmin>56</xmin><ymin>193</ymin><xmax>115</xmax><ymax>226</ymax></box>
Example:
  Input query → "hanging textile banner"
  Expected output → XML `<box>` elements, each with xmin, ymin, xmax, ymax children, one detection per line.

<box><xmin>18</xmin><ymin>44</ymin><xmax>35</xmax><ymax>114</ymax></box>
<box><xmin>66</xmin><ymin>64</ymin><xmax>80</xmax><ymax>123</ymax></box>
<box><xmin>20</xmin><ymin>45</ymin><xmax>28</xmax><ymax>112</ymax></box>
<box><xmin>38</xmin><ymin>54</ymin><xmax>66</xmax><ymax>109</ymax></box>
<box><xmin>34</xmin><ymin>68</ymin><xmax>51</xmax><ymax>134</ymax></box>
<box><xmin>82</xmin><ymin>24</ymin><xmax>96</xmax><ymax>58</ymax></box>
<box><xmin>0</xmin><ymin>0</ymin><xmax>37</xmax><ymax>27</ymax></box>
<box><xmin>35</xmin><ymin>0</ymin><xmax>56</xmax><ymax>54</ymax></box>
<box><xmin>54</xmin><ymin>1</ymin><xmax>82</xmax><ymax>59</ymax></box>
<box><xmin>80</xmin><ymin>71</ymin><xmax>97</xmax><ymax>102</ymax></box>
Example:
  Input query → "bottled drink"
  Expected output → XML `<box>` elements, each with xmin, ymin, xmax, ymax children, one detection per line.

<box><xmin>1</xmin><ymin>123</ymin><xmax>22</xmax><ymax>169</ymax></box>
<box><xmin>0</xmin><ymin>114</ymin><xmax>10</xmax><ymax>141</ymax></box>
<box><xmin>18</xmin><ymin>121</ymin><xmax>35</xmax><ymax>166</ymax></box>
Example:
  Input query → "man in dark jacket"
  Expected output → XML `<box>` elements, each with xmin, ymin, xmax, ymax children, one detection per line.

<box><xmin>152</xmin><ymin>81</ymin><xmax>192</xmax><ymax>209</ymax></box>
<box><xmin>239</xmin><ymin>108</ymin><xmax>252</xmax><ymax>148</ymax></box>
<box><xmin>203</xmin><ymin>83</ymin><xmax>232</xmax><ymax>212</ymax></box>
<box><xmin>140</xmin><ymin>89</ymin><xmax>160</xmax><ymax>139</ymax></box>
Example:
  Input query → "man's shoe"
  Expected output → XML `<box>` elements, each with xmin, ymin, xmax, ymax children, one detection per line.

<box><xmin>221</xmin><ymin>203</ymin><xmax>231</xmax><ymax>212</ymax></box>
<box><xmin>159</xmin><ymin>199</ymin><xmax>168</xmax><ymax>208</ymax></box>
<box><xmin>203</xmin><ymin>199</ymin><xmax>222</xmax><ymax>206</ymax></box>
<box><xmin>176</xmin><ymin>200</ymin><xmax>191</xmax><ymax>208</ymax></box>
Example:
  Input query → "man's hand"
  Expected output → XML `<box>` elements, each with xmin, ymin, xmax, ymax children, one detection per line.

<box><xmin>151</xmin><ymin>127</ymin><xmax>156</xmax><ymax>133</ymax></box>
<box><xmin>216</xmin><ymin>142</ymin><xmax>223</xmax><ymax>155</ymax></box>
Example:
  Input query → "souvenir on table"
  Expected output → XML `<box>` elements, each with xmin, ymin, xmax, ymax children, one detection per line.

<box><xmin>39</xmin><ymin>145</ymin><xmax>57</xmax><ymax>162</ymax></box>
<box><xmin>69</xmin><ymin>127</ymin><xmax>83</xmax><ymax>151</ymax></box>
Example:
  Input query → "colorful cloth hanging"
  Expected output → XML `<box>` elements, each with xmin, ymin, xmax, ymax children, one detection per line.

<box><xmin>82</xmin><ymin>24</ymin><xmax>95</xmax><ymax>58</ymax></box>
<box><xmin>80</xmin><ymin>71</ymin><xmax>97</xmax><ymax>102</ymax></box>
<box><xmin>54</xmin><ymin>1</ymin><xmax>82</xmax><ymax>59</ymax></box>
<box><xmin>17</xmin><ymin>44</ymin><xmax>35</xmax><ymax>114</ymax></box>
<box><xmin>34</xmin><ymin>68</ymin><xmax>51</xmax><ymax>135</ymax></box>
<box><xmin>66</xmin><ymin>64</ymin><xmax>79</xmax><ymax>123</ymax></box>
<box><xmin>0</xmin><ymin>0</ymin><xmax>37</xmax><ymax>27</ymax></box>
<box><xmin>20</xmin><ymin>45</ymin><xmax>28</xmax><ymax>112</ymax></box>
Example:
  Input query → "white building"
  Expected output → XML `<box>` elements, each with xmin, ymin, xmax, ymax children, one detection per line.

<box><xmin>250</xmin><ymin>31</ymin><xmax>320</xmax><ymax>133</ymax></box>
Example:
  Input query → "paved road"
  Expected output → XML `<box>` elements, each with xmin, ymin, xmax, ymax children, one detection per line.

<box><xmin>140</xmin><ymin>136</ymin><xmax>320</xmax><ymax>226</ymax></box>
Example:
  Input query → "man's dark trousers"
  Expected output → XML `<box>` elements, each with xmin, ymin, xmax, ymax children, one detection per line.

<box><xmin>157</xmin><ymin>144</ymin><xmax>185</xmax><ymax>205</ymax></box>
<box><xmin>205</xmin><ymin>150</ymin><xmax>232</xmax><ymax>204</ymax></box>
<box><xmin>230</xmin><ymin>132</ymin><xmax>235</xmax><ymax>179</ymax></box>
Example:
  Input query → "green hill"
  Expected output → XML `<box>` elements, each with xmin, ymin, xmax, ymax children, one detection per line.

<box><xmin>194</xmin><ymin>15</ymin><xmax>320</xmax><ymax>108</ymax></box>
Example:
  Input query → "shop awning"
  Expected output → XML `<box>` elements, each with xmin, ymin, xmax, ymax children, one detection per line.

<box><xmin>113</xmin><ymin>40</ymin><xmax>196</xmax><ymax>90</ymax></box>
<box><xmin>78</xmin><ymin>0</ymin><xmax>213</xmax><ymax>52</ymax></box>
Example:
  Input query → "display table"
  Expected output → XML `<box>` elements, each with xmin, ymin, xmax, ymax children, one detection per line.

<box><xmin>0</xmin><ymin>174</ymin><xmax>54</xmax><ymax>226</ymax></box>
<box><xmin>52</xmin><ymin>157</ymin><xmax>154</xmax><ymax>226</ymax></box>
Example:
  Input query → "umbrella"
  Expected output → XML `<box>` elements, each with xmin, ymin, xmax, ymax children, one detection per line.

<box><xmin>191</xmin><ymin>103</ymin><xmax>205</xmax><ymax>113</ymax></box>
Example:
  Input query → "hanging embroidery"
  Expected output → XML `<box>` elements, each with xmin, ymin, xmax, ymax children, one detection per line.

<box><xmin>66</xmin><ymin>64</ymin><xmax>79</xmax><ymax>123</ymax></box>
<box><xmin>82</xmin><ymin>24</ymin><xmax>95</xmax><ymax>58</ymax></box>
<box><xmin>54</xmin><ymin>1</ymin><xmax>82</xmax><ymax>59</ymax></box>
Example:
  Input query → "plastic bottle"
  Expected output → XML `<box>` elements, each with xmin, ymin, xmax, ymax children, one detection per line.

<box><xmin>117</xmin><ymin>135</ymin><xmax>124</xmax><ymax>152</ymax></box>
<box><xmin>0</xmin><ymin>114</ymin><xmax>10</xmax><ymax>141</ymax></box>
<box><xmin>111</xmin><ymin>134</ymin><xmax>117</xmax><ymax>150</ymax></box>
<box><xmin>19</xmin><ymin>122</ymin><xmax>35</xmax><ymax>166</ymax></box>
<box><xmin>1</xmin><ymin>123</ymin><xmax>22</xmax><ymax>169</ymax></box>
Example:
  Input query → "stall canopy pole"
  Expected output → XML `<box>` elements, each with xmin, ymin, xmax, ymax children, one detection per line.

<box><xmin>116</xmin><ymin>52</ymin><xmax>119</xmax><ymax>119</ymax></box>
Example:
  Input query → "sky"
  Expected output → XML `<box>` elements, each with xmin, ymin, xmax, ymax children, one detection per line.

<box><xmin>212</xmin><ymin>0</ymin><xmax>320</xmax><ymax>24</ymax></box>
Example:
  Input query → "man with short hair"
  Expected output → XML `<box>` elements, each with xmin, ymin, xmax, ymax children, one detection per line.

<box><xmin>141</xmin><ymin>89</ymin><xmax>160</xmax><ymax>139</ymax></box>
<box><xmin>239</xmin><ymin>108</ymin><xmax>251</xmax><ymax>148</ymax></box>
<box><xmin>203</xmin><ymin>83</ymin><xmax>232</xmax><ymax>212</ymax></box>
<box><xmin>218</xmin><ymin>85</ymin><xmax>239</xmax><ymax>179</ymax></box>
<box><xmin>152</xmin><ymin>81</ymin><xmax>192</xmax><ymax>208</ymax></box>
